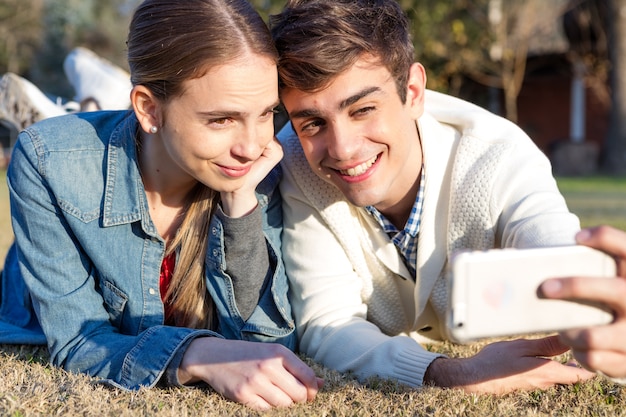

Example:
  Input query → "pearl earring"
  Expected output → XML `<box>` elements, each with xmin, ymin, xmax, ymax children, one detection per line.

<box><xmin>149</xmin><ymin>126</ymin><xmax>158</xmax><ymax>134</ymax></box>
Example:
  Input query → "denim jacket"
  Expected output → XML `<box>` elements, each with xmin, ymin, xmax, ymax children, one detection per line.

<box><xmin>0</xmin><ymin>110</ymin><xmax>295</xmax><ymax>390</ymax></box>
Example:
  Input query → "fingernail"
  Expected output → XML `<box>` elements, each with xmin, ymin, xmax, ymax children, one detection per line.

<box><xmin>576</xmin><ymin>229</ymin><xmax>592</xmax><ymax>243</ymax></box>
<box><xmin>541</xmin><ymin>279</ymin><xmax>562</xmax><ymax>296</ymax></box>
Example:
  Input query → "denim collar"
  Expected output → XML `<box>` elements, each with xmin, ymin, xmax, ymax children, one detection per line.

<box><xmin>101</xmin><ymin>112</ymin><xmax>151</xmax><ymax>233</ymax></box>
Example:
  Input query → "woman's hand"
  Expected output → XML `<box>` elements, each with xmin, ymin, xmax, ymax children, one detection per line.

<box><xmin>220</xmin><ymin>137</ymin><xmax>283</xmax><ymax>218</ymax></box>
<box><xmin>540</xmin><ymin>226</ymin><xmax>626</xmax><ymax>380</ymax></box>
<box><xmin>178</xmin><ymin>337</ymin><xmax>323</xmax><ymax>410</ymax></box>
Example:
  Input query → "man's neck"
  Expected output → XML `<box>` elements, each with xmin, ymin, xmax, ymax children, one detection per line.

<box><xmin>377</xmin><ymin>125</ymin><xmax>424</xmax><ymax>229</ymax></box>
<box><xmin>377</xmin><ymin>170</ymin><xmax>421</xmax><ymax>230</ymax></box>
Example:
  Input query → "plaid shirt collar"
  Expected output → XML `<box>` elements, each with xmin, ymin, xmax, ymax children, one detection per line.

<box><xmin>365</xmin><ymin>165</ymin><xmax>425</xmax><ymax>278</ymax></box>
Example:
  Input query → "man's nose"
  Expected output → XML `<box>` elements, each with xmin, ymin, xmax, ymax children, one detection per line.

<box><xmin>326</xmin><ymin>124</ymin><xmax>359</xmax><ymax>161</ymax></box>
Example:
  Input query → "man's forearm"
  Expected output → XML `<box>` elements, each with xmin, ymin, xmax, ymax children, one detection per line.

<box><xmin>423</xmin><ymin>357</ymin><xmax>469</xmax><ymax>388</ymax></box>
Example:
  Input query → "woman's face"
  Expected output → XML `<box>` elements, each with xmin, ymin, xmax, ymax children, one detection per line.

<box><xmin>154</xmin><ymin>53</ymin><xmax>279</xmax><ymax>193</ymax></box>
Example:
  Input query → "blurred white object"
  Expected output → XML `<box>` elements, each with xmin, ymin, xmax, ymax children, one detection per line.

<box><xmin>0</xmin><ymin>72</ymin><xmax>67</xmax><ymax>132</ymax></box>
<box><xmin>63</xmin><ymin>47</ymin><xmax>132</xmax><ymax>111</ymax></box>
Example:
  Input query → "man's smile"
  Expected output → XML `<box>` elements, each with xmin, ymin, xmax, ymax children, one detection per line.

<box><xmin>337</xmin><ymin>154</ymin><xmax>380</xmax><ymax>177</ymax></box>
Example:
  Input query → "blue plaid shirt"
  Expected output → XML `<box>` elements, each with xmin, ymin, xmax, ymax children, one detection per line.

<box><xmin>365</xmin><ymin>166</ymin><xmax>425</xmax><ymax>279</ymax></box>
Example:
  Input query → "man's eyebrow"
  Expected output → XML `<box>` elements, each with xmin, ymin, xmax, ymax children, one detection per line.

<box><xmin>339</xmin><ymin>86</ymin><xmax>381</xmax><ymax>110</ymax></box>
<box><xmin>289</xmin><ymin>86</ymin><xmax>382</xmax><ymax>120</ymax></box>
<box><xmin>289</xmin><ymin>108</ymin><xmax>322</xmax><ymax>119</ymax></box>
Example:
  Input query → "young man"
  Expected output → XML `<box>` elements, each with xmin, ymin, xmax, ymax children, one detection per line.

<box><xmin>270</xmin><ymin>0</ymin><xmax>595</xmax><ymax>393</ymax></box>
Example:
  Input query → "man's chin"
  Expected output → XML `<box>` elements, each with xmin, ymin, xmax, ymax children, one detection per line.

<box><xmin>314</xmin><ymin>170</ymin><xmax>380</xmax><ymax>207</ymax></box>
<box><xmin>336</xmin><ymin>186</ymin><xmax>379</xmax><ymax>208</ymax></box>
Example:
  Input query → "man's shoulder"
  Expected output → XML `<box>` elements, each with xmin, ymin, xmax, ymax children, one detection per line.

<box><xmin>277</xmin><ymin>122</ymin><xmax>317</xmax><ymax>179</ymax></box>
<box><xmin>276</xmin><ymin>122</ymin><xmax>301</xmax><ymax>154</ymax></box>
<box><xmin>423</xmin><ymin>90</ymin><xmax>529</xmax><ymax>144</ymax></box>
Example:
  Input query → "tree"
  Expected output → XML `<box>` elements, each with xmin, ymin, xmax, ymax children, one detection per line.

<box><xmin>405</xmin><ymin>0</ymin><xmax>566</xmax><ymax>123</ymax></box>
<box><xmin>249</xmin><ymin>0</ymin><xmax>286</xmax><ymax>22</ymax></box>
<box><xmin>603</xmin><ymin>0</ymin><xmax>626</xmax><ymax>174</ymax></box>
<box><xmin>402</xmin><ymin>0</ymin><xmax>492</xmax><ymax>95</ymax></box>
<box><xmin>0</xmin><ymin>0</ymin><xmax>44</xmax><ymax>75</ymax></box>
<box><xmin>29</xmin><ymin>0</ymin><xmax>135</xmax><ymax>98</ymax></box>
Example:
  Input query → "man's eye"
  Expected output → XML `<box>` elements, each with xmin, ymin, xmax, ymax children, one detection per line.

<box><xmin>208</xmin><ymin>118</ymin><xmax>230</xmax><ymax>126</ymax></box>
<box><xmin>353</xmin><ymin>106</ymin><xmax>375</xmax><ymax>116</ymax></box>
<box><xmin>300</xmin><ymin>120</ymin><xmax>324</xmax><ymax>135</ymax></box>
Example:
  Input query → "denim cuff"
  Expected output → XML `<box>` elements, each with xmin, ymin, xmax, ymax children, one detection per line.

<box><xmin>161</xmin><ymin>336</ymin><xmax>203</xmax><ymax>387</ymax></box>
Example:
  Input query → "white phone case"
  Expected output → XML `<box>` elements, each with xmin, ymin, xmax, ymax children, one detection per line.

<box><xmin>446</xmin><ymin>245</ymin><xmax>616</xmax><ymax>344</ymax></box>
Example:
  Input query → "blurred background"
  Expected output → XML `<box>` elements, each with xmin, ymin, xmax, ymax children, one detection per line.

<box><xmin>0</xmin><ymin>0</ymin><xmax>625</xmax><ymax>176</ymax></box>
<box><xmin>0</xmin><ymin>0</ymin><xmax>626</xmax><ymax>262</ymax></box>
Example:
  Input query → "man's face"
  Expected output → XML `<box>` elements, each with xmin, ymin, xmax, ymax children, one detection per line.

<box><xmin>281</xmin><ymin>56</ymin><xmax>426</xmax><ymax>220</ymax></box>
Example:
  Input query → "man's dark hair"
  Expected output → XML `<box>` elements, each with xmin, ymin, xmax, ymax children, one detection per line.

<box><xmin>270</xmin><ymin>0</ymin><xmax>415</xmax><ymax>103</ymax></box>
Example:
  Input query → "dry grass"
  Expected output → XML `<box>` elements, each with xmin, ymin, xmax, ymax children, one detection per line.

<box><xmin>1</xmin><ymin>168</ymin><xmax>626</xmax><ymax>416</ymax></box>
<box><xmin>0</xmin><ymin>342</ymin><xmax>625</xmax><ymax>416</ymax></box>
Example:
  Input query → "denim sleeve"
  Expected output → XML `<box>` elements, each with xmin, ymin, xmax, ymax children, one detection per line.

<box><xmin>204</xmin><ymin>169</ymin><xmax>296</xmax><ymax>351</ymax></box>
<box><xmin>7</xmin><ymin>132</ymin><xmax>220</xmax><ymax>390</ymax></box>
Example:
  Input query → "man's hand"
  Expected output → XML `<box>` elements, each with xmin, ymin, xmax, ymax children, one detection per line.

<box><xmin>424</xmin><ymin>336</ymin><xmax>595</xmax><ymax>393</ymax></box>
<box><xmin>540</xmin><ymin>226</ymin><xmax>626</xmax><ymax>380</ymax></box>
<box><xmin>179</xmin><ymin>337</ymin><xmax>323</xmax><ymax>410</ymax></box>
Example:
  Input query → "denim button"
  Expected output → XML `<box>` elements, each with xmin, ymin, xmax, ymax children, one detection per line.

<box><xmin>149</xmin><ymin>288</ymin><xmax>157</xmax><ymax>295</ymax></box>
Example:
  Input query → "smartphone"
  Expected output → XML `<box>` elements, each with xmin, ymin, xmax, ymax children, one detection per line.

<box><xmin>446</xmin><ymin>245</ymin><xmax>616</xmax><ymax>344</ymax></box>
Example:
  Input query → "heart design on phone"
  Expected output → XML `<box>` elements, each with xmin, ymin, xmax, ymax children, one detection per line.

<box><xmin>483</xmin><ymin>281</ymin><xmax>513</xmax><ymax>310</ymax></box>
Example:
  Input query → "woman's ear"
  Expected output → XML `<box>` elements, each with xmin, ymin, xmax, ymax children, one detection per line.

<box><xmin>131</xmin><ymin>85</ymin><xmax>161</xmax><ymax>134</ymax></box>
<box><xmin>406</xmin><ymin>62</ymin><xmax>427</xmax><ymax>119</ymax></box>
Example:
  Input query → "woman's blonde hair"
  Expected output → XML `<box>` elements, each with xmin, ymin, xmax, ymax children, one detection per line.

<box><xmin>127</xmin><ymin>0</ymin><xmax>278</xmax><ymax>328</ymax></box>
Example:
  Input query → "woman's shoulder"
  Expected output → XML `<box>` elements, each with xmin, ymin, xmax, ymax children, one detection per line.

<box><xmin>20</xmin><ymin>110</ymin><xmax>133</xmax><ymax>152</ymax></box>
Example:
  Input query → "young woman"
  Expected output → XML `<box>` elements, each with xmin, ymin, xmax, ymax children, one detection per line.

<box><xmin>0</xmin><ymin>0</ymin><xmax>320</xmax><ymax>409</ymax></box>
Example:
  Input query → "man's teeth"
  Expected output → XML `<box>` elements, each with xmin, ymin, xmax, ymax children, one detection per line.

<box><xmin>340</xmin><ymin>156</ymin><xmax>377</xmax><ymax>176</ymax></box>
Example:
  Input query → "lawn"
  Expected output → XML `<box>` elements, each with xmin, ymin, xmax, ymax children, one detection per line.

<box><xmin>0</xmin><ymin>168</ymin><xmax>625</xmax><ymax>416</ymax></box>
<box><xmin>557</xmin><ymin>176</ymin><xmax>626</xmax><ymax>230</ymax></box>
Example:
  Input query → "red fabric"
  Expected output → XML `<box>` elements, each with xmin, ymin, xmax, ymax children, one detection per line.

<box><xmin>160</xmin><ymin>252</ymin><xmax>176</xmax><ymax>323</ymax></box>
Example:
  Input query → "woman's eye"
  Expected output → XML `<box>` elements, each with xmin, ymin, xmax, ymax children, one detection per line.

<box><xmin>260</xmin><ymin>109</ymin><xmax>277</xmax><ymax>120</ymax></box>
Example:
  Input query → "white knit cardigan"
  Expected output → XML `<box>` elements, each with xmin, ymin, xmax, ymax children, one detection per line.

<box><xmin>279</xmin><ymin>90</ymin><xmax>580</xmax><ymax>388</ymax></box>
